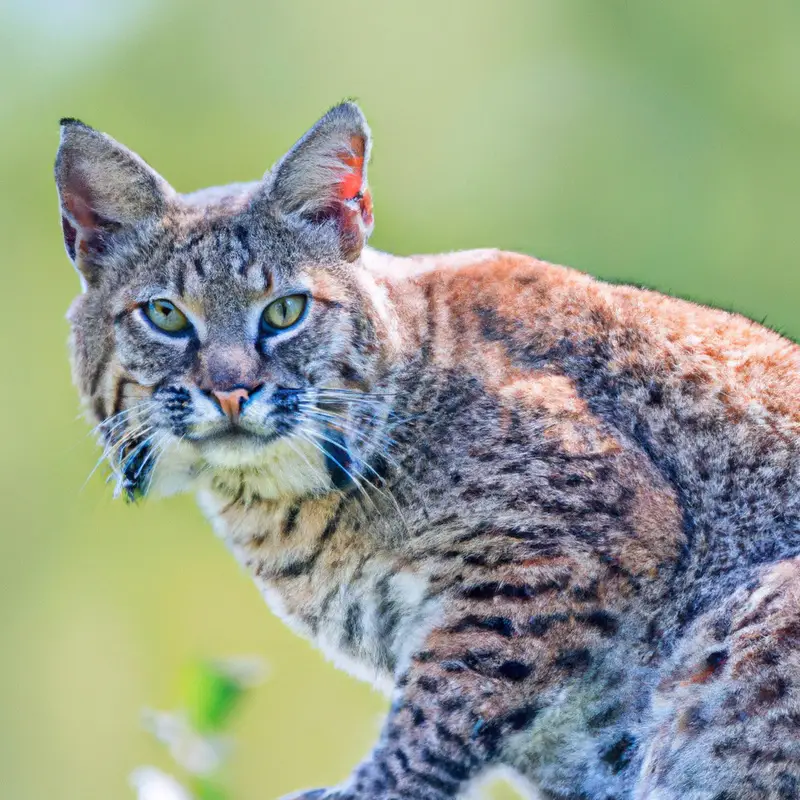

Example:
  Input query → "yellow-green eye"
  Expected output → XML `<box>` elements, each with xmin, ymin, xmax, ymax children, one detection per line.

<box><xmin>261</xmin><ymin>294</ymin><xmax>308</xmax><ymax>332</ymax></box>
<box><xmin>143</xmin><ymin>299</ymin><xmax>191</xmax><ymax>334</ymax></box>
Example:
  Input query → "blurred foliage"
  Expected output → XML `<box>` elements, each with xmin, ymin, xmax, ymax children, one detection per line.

<box><xmin>2</xmin><ymin>1</ymin><xmax>800</xmax><ymax>799</ymax></box>
<box><xmin>184</xmin><ymin>659</ymin><xmax>264</xmax><ymax>735</ymax></box>
<box><xmin>134</xmin><ymin>658</ymin><xmax>264</xmax><ymax>800</ymax></box>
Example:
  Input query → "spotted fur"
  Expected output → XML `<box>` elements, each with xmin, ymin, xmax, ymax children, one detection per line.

<box><xmin>55</xmin><ymin>103</ymin><xmax>800</xmax><ymax>799</ymax></box>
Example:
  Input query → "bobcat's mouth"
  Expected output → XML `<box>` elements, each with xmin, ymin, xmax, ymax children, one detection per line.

<box><xmin>184</xmin><ymin>415</ymin><xmax>300</xmax><ymax>470</ymax></box>
<box><xmin>188</xmin><ymin>427</ymin><xmax>281</xmax><ymax>447</ymax></box>
<box><xmin>183</xmin><ymin>403</ymin><xmax>298</xmax><ymax>451</ymax></box>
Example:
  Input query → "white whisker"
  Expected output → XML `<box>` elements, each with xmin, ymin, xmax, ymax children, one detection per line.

<box><xmin>90</xmin><ymin>402</ymin><xmax>158</xmax><ymax>438</ymax></box>
<box><xmin>297</xmin><ymin>425</ymin><xmax>410</xmax><ymax>535</ymax></box>
<box><xmin>282</xmin><ymin>434</ymin><xmax>329</xmax><ymax>491</ymax></box>
<box><xmin>83</xmin><ymin>398</ymin><xmax>160</xmax><ymax>491</ymax></box>
<box><xmin>302</xmin><ymin>425</ymin><xmax>410</xmax><ymax>534</ymax></box>
<box><xmin>296</xmin><ymin>408</ymin><xmax>403</xmax><ymax>471</ymax></box>
<box><xmin>143</xmin><ymin>432</ymin><xmax>174</xmax><ymax>494</ymax></box>
<box><xmin>294</xmin><ymin>427</ymin><xmax>381</xmax><ymax>518</ymax></box>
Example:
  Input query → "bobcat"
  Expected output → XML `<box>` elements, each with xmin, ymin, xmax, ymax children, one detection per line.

<box><xmin>55</xmin><ymin>102</ymin><xmax>800</xmax><ymax>799</ymax></box>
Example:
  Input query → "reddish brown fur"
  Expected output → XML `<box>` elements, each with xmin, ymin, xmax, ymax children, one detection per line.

<box><xmin>56</xmin><ymin>106</ymin><xmax>800</xmax><ymax>800</ymax></box>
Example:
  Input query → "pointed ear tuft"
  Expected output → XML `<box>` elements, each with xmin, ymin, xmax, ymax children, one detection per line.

<box><xmin>59</xmin><ymin>117</ymin><xmax>89</xmax><ymax>128</ymax></box>
<box><xmin>269</xmin><ymin>102</ymin><xmax>374</xmax><ymax>261</ymax></box>
<box><xmin>54</xmin><ymin>121</ymin><xmax>173</xmax><ymax>285</ymax></box>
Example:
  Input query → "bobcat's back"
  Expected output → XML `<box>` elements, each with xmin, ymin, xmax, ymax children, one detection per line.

<box><xmin>378</xmin><ymin>249</ymin><xmax>800</xmax><ymax>630</ymax></box>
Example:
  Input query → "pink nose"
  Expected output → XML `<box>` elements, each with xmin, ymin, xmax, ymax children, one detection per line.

<box><xmin>211</xmin><ymin>388</ymin><xmax>250</xmax><ymax>424</ymax></box>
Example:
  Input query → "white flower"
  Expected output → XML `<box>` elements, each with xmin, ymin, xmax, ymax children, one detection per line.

<box><xmin>129</xmin><ymin>767</ymin><xmax>193</xmax><ymax>800</ymax></box>
<box><xmin>142</xmin><ymin>709</ymin><xmax>230</xmax><ymax>776</ymax></box>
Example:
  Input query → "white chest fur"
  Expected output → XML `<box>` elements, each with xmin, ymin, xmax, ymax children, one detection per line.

<box><xmin>198</xmin><ymin>487</ymin><xmax>442</xmax><ymax>694</ymax></box>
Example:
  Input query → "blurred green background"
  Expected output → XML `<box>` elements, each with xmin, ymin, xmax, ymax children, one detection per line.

<box><xmin>2</xmin><ymin>1</ymin><xmax>800</xmax><ymax>798</ymax></box>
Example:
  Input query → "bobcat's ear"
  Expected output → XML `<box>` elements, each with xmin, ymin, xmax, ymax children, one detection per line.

<box><xmin>268</xmin><ymin>102</ymin><xmax>374</xmax><ymax>261</ymax></box>
<box><xmin>54</xmin><ymin>119</ymin><xmax>174</xmax><ymax>287</ymax></box>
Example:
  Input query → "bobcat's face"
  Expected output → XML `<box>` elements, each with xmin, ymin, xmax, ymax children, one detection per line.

<box><xmin>57</xmin><ymin>104</ymin><xmax>391</xmax><ymax>500</ymax></box>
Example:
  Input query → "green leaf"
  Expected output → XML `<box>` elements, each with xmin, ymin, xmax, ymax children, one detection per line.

<box><xmin>183</xmin><ymin>659</ymin><xmax>262</xmax><ymax>734</ymax></box>
<box><xmin>191</xmin><ymin>776</ymin><xmax>229</xmax><ymax>800</ymax></box>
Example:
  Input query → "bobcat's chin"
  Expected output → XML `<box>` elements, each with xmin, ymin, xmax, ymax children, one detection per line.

<box><xmin>150</xmin><ymin>432</ymin><xmax>331</xmax><ymax>502</ymax></box>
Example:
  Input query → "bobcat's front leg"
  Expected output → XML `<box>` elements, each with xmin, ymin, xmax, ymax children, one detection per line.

<box><xmin>283</xmin><ymin>658</ymin><xmax>507</xmax><ymax>800</ymax></box>
<box><xmin>284</xmin><ymin>562</ymin><xmax>625</xmax><ymax>800</ymax></box>
<box><xmin>285</xmin><ymin>679</ymin><xmax>484</xmax><ymax>800</ymax></box>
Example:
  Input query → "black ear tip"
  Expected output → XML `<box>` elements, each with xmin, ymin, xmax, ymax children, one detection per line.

<box><xmin>59</xmin><ymin>117</ymin><xmax>89</xmax><ymax>128</ymax></box>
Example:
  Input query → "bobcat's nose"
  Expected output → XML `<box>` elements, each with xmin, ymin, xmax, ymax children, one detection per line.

<box><xmin>210</xmin><ymin>387</ymin><xmax>252</xmax><ymax>424</ymax></box>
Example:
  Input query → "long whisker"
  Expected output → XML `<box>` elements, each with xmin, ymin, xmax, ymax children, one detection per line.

<box><xmin>311</xmin><ymin>387</ymin><xmax>398</xmax><ymax>398</ymax></box>
<box><xmin>83</xmin><ymin>450</ymin><xmax>115</xmax><ymax>491</ymax></box>
<box><xmin>309</xmin><ymin>393</ymin><xmax>424</xmax><ymax>433</ymax></box>
<box><xmin>106</xmin><ymin>422</ymin><xmax>154</xmax><ymax>462</ymax></box>
<box><xmin>84</xmin><ymin>424</ymin><xmax>154</xmax><ymax>491</ymax></box>
<box><xmin>313</xmin><ymin>396</ymin><xmax>395</xmax><ymax>413</ymax></box>
<box><xmin>300</xmin><ymin>405</ymin><xmax>428</xmax><ymax>477</ymax></box>
<box><xmin>302</xmin><ymin>425</ymin><xmax>410</xmax><ymax>533</ymax></box>
<box><xmin>296</xmin><ymin>404</ymin><xmax>432</xmax><ymax>522</ymax></box>
<box><xmin>292</xmin><ymin>387</ymin><xmax>396</xmax><ymax>408</ymax></box>
<box><xmin>131</xmin><ymin>436</ymin><xmax>160</xmax><ymax>479</ymax></box>
<box><xmin>104</xmin><ymin>427</ymin><xmax>155</xmax><ymax>485</ymax></box>
<box><xmin>83</xmin><ymin>397</ymin><xmax>160</xmax><ymax>491</ymax></box>
<box><xmin>386</xmin><ymin>412</ymin><xmax>427</xmax><ymax>428</ymax></box>
<box><xmin>297</xmin><ymin>399</ymin><xmax>390</xmax><ymax>432</ymax></box>
<box><xmin>282</xmin><ymin>435</ymin><xmax>329</xmax><ymax>492</ymax></box>
<box><xmin>104</xmin><ymin>413</ymin><xmax>154</xmax><ymax>448</ymax></box>
<box><xmin>111</xmin><ymin>430</ymin><xmax>167</xmax><ymax>499</ymax></box>
<box><xmin>90</xmin><ymin>415</ymin><xmax>140</xmax><ymax>450</ymax></box>
<box><xmin>296</xmin><ymin>408</ymin><xmax>403</xmax><ymax>471</ymax></box>
<box><xmin>298</xmin><ymin>425</ymin><xmax>410</xmax><ymax>534</ymax></box>
<box><xmin>296</xmin><ymin>404</ymin><xmax>398</xmax><ymax>447</ymax></box>
<box><xmin>294</xmin><ymin>427</ymin><xmax>383</xmax><ymax>520</ymax></box>
<box><xmin>313</xmin><ymin>392</ymin><xmax>393</xmax><ymax>404</ymax></box>
<box><xmin>143</xmin><ymin>432</ymin><xmax>174</xmax><ymax>494</ymax></box>
<box><xmin>90</xmin><ymin>402</ymin><xmax>158</xmax><ymax>438</ymax></box>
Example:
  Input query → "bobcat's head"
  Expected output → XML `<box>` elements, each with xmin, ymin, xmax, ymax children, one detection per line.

<box><xmin>55</xmin><ymin>103</ymin><xmax>395</xmax><ymax>501</ymax></box>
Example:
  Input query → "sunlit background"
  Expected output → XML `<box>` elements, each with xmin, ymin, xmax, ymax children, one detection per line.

<box><xmin>3</xmin><ymin>1</ymin><xmax>800</xmax><ymax>798</ymax></box>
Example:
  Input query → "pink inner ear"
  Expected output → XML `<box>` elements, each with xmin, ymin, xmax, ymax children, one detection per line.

<box><xmin>333</xmin><ymin>135</ymin><xmax>374</xmax><ymax>234</ymax></box>
<box><xmin>62</xmin><ymin>169</ymin><xmax>101</xmax><ymax>230</ymax></box>
<box><xmin>64</xmin><ymin>191</ymin><xmax>102</xmax><ymax>258</ymax></box>
<box><xmin>335</xmin><ymin>135</ymin><xmax>367</xmax><ymax>201</ymax></box>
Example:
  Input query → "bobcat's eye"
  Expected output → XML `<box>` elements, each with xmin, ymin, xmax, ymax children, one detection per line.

<box><xmin>261</xmin><ymin>294</ymin><xmax>308</xmax><ymax>333</ymax></box>
<box><xmin>143</xmin><ymin>299</ymin><xmax>191</xmax><ymax>335</ymax></box>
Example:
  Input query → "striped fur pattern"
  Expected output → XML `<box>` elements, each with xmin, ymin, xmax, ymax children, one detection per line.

<box><xmin>55</xmin><ymin>103</ymin><xmax>800</xmax><ymax>799</ymax></box>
